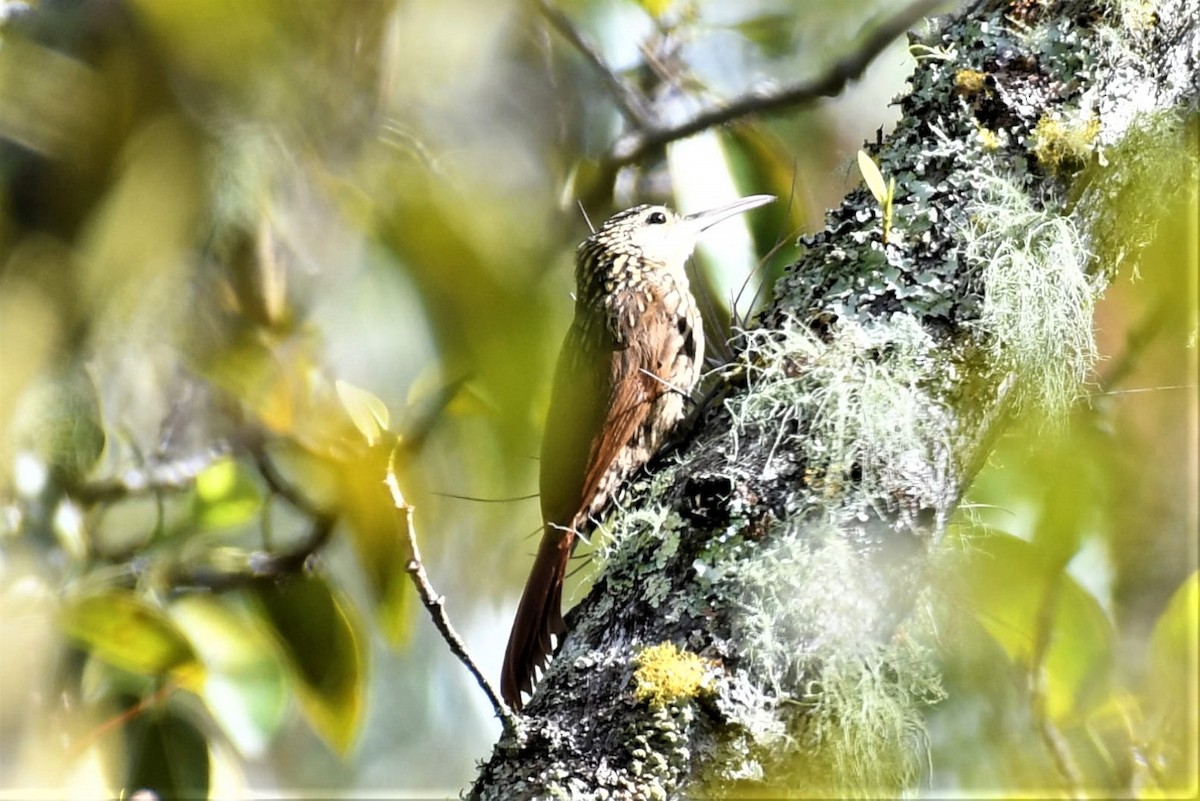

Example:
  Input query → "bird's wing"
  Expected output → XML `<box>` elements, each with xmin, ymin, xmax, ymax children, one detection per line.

<box><xmin>538</xmin><ymin>311</ymin><xmax>616</xmax><ymax>533</ymax></box>
<box><xmin>567</xmin><ymin>294</ymin><xmax>681</xmax><ymax>532</ymax></box>
<box><xmin>506</xmin><ymin>288</ymin><xmax>685</xmax><ymax>708</ymax></box>
<box><xmin>504</xmin><ymin>315</ymin><xmax>610</xmax><ymax>709</ymax></box>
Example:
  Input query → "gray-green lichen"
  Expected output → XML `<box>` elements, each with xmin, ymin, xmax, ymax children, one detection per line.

<box><xmin>726</xmin><ymin>315</ymin><xmax>955</xmax><ymax>524</ymax></box>
<box><xmin>707</xmin><ymin>525</ymin><xmax>944</xmax><ymax>797</ymax></box>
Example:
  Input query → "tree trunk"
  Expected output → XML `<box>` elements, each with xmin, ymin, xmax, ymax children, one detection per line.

<box><xmin>473</xmin><ymin>0</ymin><xmax>1198</xmax><ymax>797</ymax></box>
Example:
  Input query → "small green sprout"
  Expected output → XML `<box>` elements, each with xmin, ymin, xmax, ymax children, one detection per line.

<box><xmin>336</xmin><ymin>378</ymin><xmax>390</xmax><ymax>446</ymax></box>
<box><xmin>908</xmin><ymin>43</ymin><xmax>958</xmax><ymax>62</ymax></box>
<box><xmin>857</xmin><ymin>149</ymin><xmax>896</xmax><ymax>245</ymax></box>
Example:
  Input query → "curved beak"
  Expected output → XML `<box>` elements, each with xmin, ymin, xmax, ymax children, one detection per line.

<box><xmin>683</xmin><ymin>194</ymin><xmax>775</xmax><ymax>233</ymax></box>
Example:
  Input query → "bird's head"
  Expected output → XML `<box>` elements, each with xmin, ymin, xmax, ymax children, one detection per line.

<box><xmin>588</xmin><ymin>195</ymin><xmax>775</xmax><ymax>270</ymax></box>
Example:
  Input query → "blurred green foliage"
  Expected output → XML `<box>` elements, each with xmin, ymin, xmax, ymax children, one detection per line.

<box><xmin>0</xmin><ymin>0</ymin><xmax>882</xmax><ymax>793</ymax></box>
<box><xmin>0</xmin><ymin>0</ymin><xmax>1194</xmax><ymax>797</ymax></box>
<box><xmin>927</xmin><ymin>187</ymin><xmax>1198</xmax><ymax>795</ymax></box>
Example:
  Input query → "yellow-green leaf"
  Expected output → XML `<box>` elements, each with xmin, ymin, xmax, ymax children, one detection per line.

<box><xmin>1150</xmin><ymin>570</ymin><xmax>1198</xmax><ymax>680</ymax></box>
<box><xmin>638</xmin><ymin>0</ymin><xmax>675</xmax><ymax>20</ymax></box>
<box><xmin>194</xmin><ymin>457</ymin><xmax>263</xmax><ymax>529</ymax></box>
<box><xmin>251</xmin><ymin>576</ymin><xmax>364</xmax><ymax>754</ymax></box>
<box><xmin>717</xmin><ymin>124</ymin><xmax>810</xmax><ymax>316</ymax></box>
<box><xmin>171</xmin><ymin>596</ymin><xmax>288</xmax><ymax>758</ymax></box>
<box><xmin>129</xmin><ymin>0</ymin><xmax>282</xmax><ymax>86</ymax></box>
<box><xmin>732</xmin><ymin>14</ymin><xmax>798</xmax><ymax>59</ymax></box>
<box><xmin>61</xmin><ymin>591</ymin><xmax>201</xmax><ymax>683</ymax></box>
<box><xmin>200</xmin><ymin>331</ymin><xmax>301</xmax><ymax>435</ymax></box>
<box><xmin>340</xmin><ymin>444</ymin><xmax>413</xmax><ymax>645</ymax></box>
<box><xmin>1145</xmin><ymin>570</ymin><xmax>1198</xmax><ymax>788</ymax></box>
<box><xmin>857</xmin><ymin>149</ymin><xmax>888</xmax><ymax>206</ymax></box>
<box><xmin>719</xmin><ymin>125</ymin><xmax>808</xmax><ymax>234</ymax></box>
<box><xmin>957</xmin><ymin>530</ymin><xmax>1114</xmax><ymax>723</ymax></box>
<box><xmin>336</xmin><ymin>379</ymin><xmax>390</xmax><ymax>446</ymax></box>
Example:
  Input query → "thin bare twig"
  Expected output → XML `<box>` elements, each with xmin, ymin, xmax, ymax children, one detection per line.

<box><xmin>534</xmin><ymin>0</ymin><xmax>655</xmax><ymax>129</ymax></box>
<box><xmin>953</xmin><ymin>373</ymin><xmax>1017</xmax><ymax>510</ymax></box>
<box><xmin>1096</xmin><ymin>295</ymin><xmax>1168</xmax><ymax>393</ymax></box>
<box><xmin>1029</xmin><ymin>572</ymin><xmax>1086</xmax><ymax>798</ymax></box>
<box><xmin>605</xmin><ymin>0</ymin><xmax>948</xmax><ymax>166</ymax></box>
<box><xmin>384</xmin><ymin>449</ymin><xmax>522</xmax><ymax>738</ymax></box>
<box><xmin>250</xmin><ymin>439</ymin><xmax>328</xmax><ymax>519</ymax></box>
<box><xmin>68</xmin><ymin>678</ymin><xmax>181</xmax><ymax>761</ymax></box>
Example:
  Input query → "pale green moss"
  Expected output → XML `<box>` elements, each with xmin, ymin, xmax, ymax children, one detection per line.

<box><xmin>1103</xmin><ymin>0</ymin><xmax>1159</xmax><ymax>30</ymax></box>
<box><xmin>726</xmin><ymin>315</ymin><xmax>950</xmax><ymax>513</ymax></box>
<box><xmin>596</xmin><ymin>502</ymin><xmax>684</xmax><ymax>609</ymax></box>
<box><xmin>1078</xmin><ymin>111</ymin><xmax>1198</xmax><ymax>280</ymax></box>
<box><xmin>704</xmin><ymin>527</ymin><xmax>944</xmax><ymax>797</ymax></box>
<box><xmin>965</xmin><ymin>172</ymin><xmax>1098</xmax><ymax>420</ymax></box>
<box><xmin>767</xmin><ymin>644</ymin><xmax>943</xmax><ymax>798</ymax></box>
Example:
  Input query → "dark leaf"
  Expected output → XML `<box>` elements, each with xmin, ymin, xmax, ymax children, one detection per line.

<box><xmin>250</xmin><ymin>574</ymin><xmax>364</xmax><ymax>754</ymax></box>
<box><xmin>118</xmin><ymin>700</ymin><xmax>211</xmax><ymax>801</ymax></box>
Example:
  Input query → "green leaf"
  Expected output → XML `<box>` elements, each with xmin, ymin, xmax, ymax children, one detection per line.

<box><xmin>668</xmin><ymin>131</ymin><xmax>767</xmax><ymax>326</ymax></box>
<box><xmin>250</xmin><ymin>575</ymin><xmax>364</xmax><ymax>754</ymax></box>
<box><xmin>61</xmin><ymin>591</ymin><xmax>202</xmax><ymax>684</ymax></box>
<box><xmin>198</xmin><ymin>331</ymin><xmax>293</xmax><ymax>434</ymax></box>
<box><xmin>336</xmin><ymin>379</ymin><xmax>390</xmax><ymax>447</ymax></box>
<box><xmin>719</xmin><ymin>124</ymin><xmax>810</xmax><ymax>238</ymax></box>
<box><xmin>731</xmin><ymin>13</ymin><xmax>798</xmax><ymax>59</ymax></box>
<box><xmin>717</xmin><ymin>125</ymin><xmax>810</xmax><ymax>311</ymax></box>
<box><xmin>857</xmin><ymin>149</ymin><xmax>888</xmax><ymax>206</ymax></box>
<box><xmin>170</xmin><ymin>596</ymin><xmax>288</xmax><ymax>757</ymax></box>
<box><xmin>562</xmin><ymin>157</ymin><xmax>612</xmax><ymax>213</ymax></box>
<box><xmin>957</xmin><ymin>530</ymin><xmax>1114</xmax><ymax>723</ymax></box>
<box><xmin>117</xmin><ymin>700</ymin><xmax>211</xmax><ymax>801</ymax></box>
<box><xmin>129</xmin><ymin>0</ymin><xmax>282</xmax><ymax>86</ymax></box>
<box><xmin>1149</xmin><ymin>570</ymin><xmax>1198</xmax><ymax>683</ymax></box>
<box><xmin>193</xmin><ymin>457</ymin><xmax>263</xmax><ymax>529</ymax></box>
<box><xmin>637</xmin><ymin>0</ymin><xmax>675</xmax><ymax>20</ymax></box>
<box><xmin>1145</xmin><ymin>570</ymin><xmax>1198</xmax><ymax>787</ymax></box>
<box><xmin>340</xmin><ymin>444</ymin><xmax>413</xmax><ymax>646</ymax></box>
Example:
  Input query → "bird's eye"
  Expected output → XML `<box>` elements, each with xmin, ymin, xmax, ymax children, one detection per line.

<box><xmin>646</xmin><ymin>211</ymin><xmax>668</xmax><ymax>225</ymax></box>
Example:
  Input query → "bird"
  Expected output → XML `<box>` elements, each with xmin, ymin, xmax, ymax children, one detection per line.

<box><xmin>501</xmin><ymin>194</ymin><xmax>775</xmax><ymax>710</ymax></box>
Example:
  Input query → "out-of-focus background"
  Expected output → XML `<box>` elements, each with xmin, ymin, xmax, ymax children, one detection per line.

<box><xmin>0</xmin><ymin>0</ymin><xmax>1194</xmax><ymax>796</ymax></box>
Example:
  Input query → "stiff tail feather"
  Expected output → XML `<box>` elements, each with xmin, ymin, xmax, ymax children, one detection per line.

<box><xmin>500</xmin><ymin>529</ymin><xmax>572</xmax><ymax>709</ymax></box>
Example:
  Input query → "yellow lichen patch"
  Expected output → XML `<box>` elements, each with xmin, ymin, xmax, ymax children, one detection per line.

<box><xmin>1114</xmin><ymin>0</ymin><xmax>1158</xmax><ymax>30</ymax></box>
<box><xmin>976</xmin><ymin>126</ymin><xmax>1003</xmax><ymax>151</ymax></box>
<box><xmin>953</xmin><ymin>69</ymin><xmax>988</xmax><ymax>95</ymax></box>
<box><xmin>1032</xmin><ymin>111</ymin><xmax>1101</xmax><ymax>173</ymax></box>
<box><xmin>632</xmin><ymin>642</ymin><xmax>715</xmax><ymax>708</ymax></box>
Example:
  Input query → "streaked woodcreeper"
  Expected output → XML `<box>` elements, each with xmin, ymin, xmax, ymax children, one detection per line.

<box><xmin>501</xmin><ymin>195</ymin><xmax>775</xmax><ymax>710</ymax></box>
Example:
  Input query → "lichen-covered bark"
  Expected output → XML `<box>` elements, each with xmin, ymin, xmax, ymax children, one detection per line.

<box><xmin>472</xmin><ymin>1</ymin><xmax>1198</xmax><ymax>797</ymax></box>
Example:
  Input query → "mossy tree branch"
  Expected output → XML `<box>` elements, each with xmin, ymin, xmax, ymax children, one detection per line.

<box><xmin>474</xmin><ymin>0</ymin><xmax>1198</xmax><ymax>797</ymax></box>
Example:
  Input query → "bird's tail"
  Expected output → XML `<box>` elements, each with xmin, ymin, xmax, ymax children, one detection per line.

<box><xmin>501</xmin><ymin>529</ymin><xmax>572</xmax><ymax>710</ymax></box>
